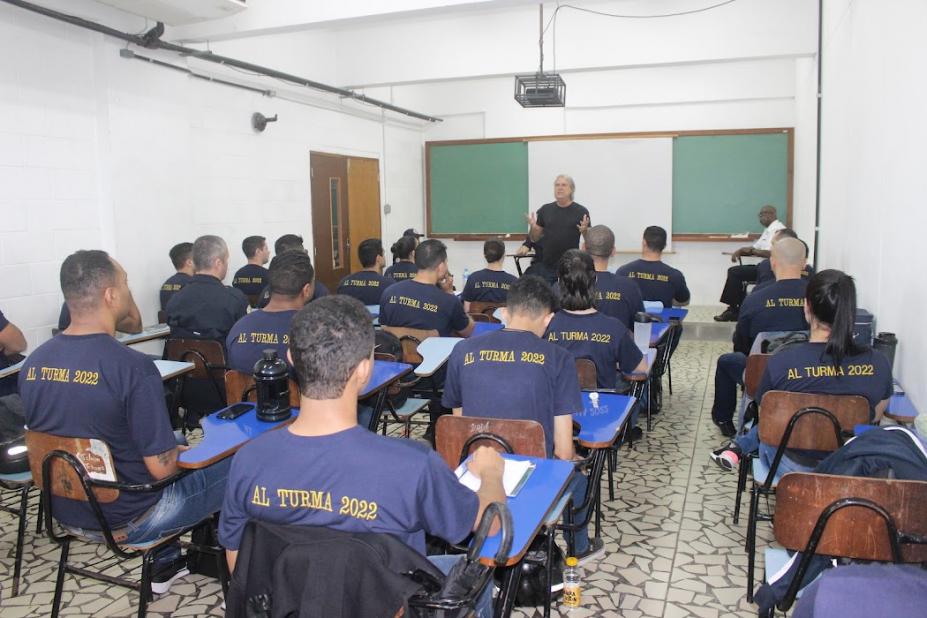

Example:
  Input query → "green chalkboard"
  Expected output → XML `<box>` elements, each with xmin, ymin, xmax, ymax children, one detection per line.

<box><xmin>672</xmin><ymin>132</ymin><xmax>791</xmax><ymax>234</ymax></box>
<box><xmin>427</xmin><ymin>142</ymin><xmax>528</xmax><ymax>236</ymax></box>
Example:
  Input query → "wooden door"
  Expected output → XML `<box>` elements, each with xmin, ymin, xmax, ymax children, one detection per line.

<box><xmin>310</xmin><ymin>153</ymin><xmax>350</xmax><ymax>291</ymax></box>
<box><xmin>347</xmin><ymin>157</ymin><xmax>382</xmax><ymax>273</ymax></box>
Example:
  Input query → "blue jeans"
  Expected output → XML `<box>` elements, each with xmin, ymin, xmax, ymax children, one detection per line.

<box><xmin>734</xmin><ymin>426</ymin><xmax>815</xmax><ymax>479</ymax></box>
<box><xmin>564</xmin><ymin>471</ymin><xmax>591</xmax><ymax>554</ymax></box>
<box><xmin>428</xmin><ymin>553</ymin><xmax>493</xmax><ymax>618</ymax></box>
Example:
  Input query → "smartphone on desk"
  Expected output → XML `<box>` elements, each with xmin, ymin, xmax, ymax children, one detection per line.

<box><xmin>217</xmin><ymin>402</ymin><xmax>253</xmax><ymax>421</ymax></box>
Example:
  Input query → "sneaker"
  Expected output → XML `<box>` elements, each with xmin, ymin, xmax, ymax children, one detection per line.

<box><xmin>713</xmin><ymin>419</ymin><xmax>736</xmax><ymax>438</ymax></box>
<box><xmin>628</xmin><ymin>426</ymin><xmax>644</xmax><ymax>442</ymax></box>
<box><xmin>709</xmin><ymin>444</ymin><xmax>743</xmax><ymax>473</ymax></box>
<box><xmin>576</xmin><ymin>538</ymin><xmax>606</xmax><ymax>566</ymax></box>
<box><xmin>713</xmin><ymin>307</ymin><xmax>739</xmax><ymax>322</ymax></box>
<box><xmin>150</xmin><ymin>557</ymin><xmax>190</xmax><ymax>595</ymax></box>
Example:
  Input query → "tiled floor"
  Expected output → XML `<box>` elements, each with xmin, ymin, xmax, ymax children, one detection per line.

<box><xmin>0</xmin><ymin>308</ymin><xmax>774</xmax><ymax>617</ymax></box>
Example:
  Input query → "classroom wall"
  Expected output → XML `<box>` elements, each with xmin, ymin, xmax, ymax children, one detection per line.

<box><xmin>0</xmin><ymin>3</ymin><xmax>420</xmax><ymax>351</ymax></box>
<box><xmin>819</xmin><ymin>0</ymin><xmax>927</xmax><ymax>410</ymax></box>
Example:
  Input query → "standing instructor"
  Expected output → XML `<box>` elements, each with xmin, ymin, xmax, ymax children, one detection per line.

<box><xmin>526</xmin><ymin>174</ymin><xmax>591</xmax><ymax>283</ymax></box>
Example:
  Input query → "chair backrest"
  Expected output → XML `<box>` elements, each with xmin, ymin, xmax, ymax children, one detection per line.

<box><xmin>467</xmin><ymin>312</ymin><xmax>493</xmax><ymax>323</ymax></box>
<box><xmin>25</xmin><ymin>431</ymin><xmax>119</xmax><ymax>503</ymax></box>
<box><xmin>224</xmin><ymin>370</ymin><xmax>300</xmax><ymax>408</ymax></box>
<box><xmin>575</xmin><ymin>358</ymin><xmax>598</xmax><ymax>390</ymax></box>
<box><xmin>758</xmin><ymin>391</ymin><xmax>870</xmax><ymax>451</ymax></box>
<box><xmin>435</xmin><ymin>415</ymin><xmax>546</xmax><ymax>470</ymax></box>
<box><xmin>163</xmin><ymin>338</ymin><xmax>228</xmax><ymax>380</ymax></box>
<box><xmin>246</xmin><ymin>293</ymin><xmax>261</xmax><ymax>309</ymax></box>
<box><xmin>775</xmin><ymin>472</ymin><xmax>927</xmax><ymax>562</ymax></box>
<box><xmin>743</xmin><ymin>353</ymin><xmax>770</xmax><ymax>398</ymax></box>
<box><xmin>157</xmin><ymin>310</ymin><xmax>167</xmax><ymax>325</ymax></box>
<box><xmin>468</xmin><ymin>301</ymin><xmax>504</xmax><ymax>320</ymax></box>
<box><xmin>381</xmin><ymin>326</ymin><xmax>438</xmax><ymax>366</ymax></box>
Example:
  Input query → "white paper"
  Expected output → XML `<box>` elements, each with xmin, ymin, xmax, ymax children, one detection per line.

<box><xmin>455</xmin><ymin>458</ymin><xmax>535</xmax><ymax>497</ymax></box>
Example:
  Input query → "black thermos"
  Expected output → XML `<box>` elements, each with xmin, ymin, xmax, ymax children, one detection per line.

<box><xmin>872</xmin><ymin>332</ymin><xmax>898</xmax><ymax>372</ymax></box>
<box><xmin>254</xmin><ymin>349</ymin><xmax>291</xmax><ymax>422</ymax></box>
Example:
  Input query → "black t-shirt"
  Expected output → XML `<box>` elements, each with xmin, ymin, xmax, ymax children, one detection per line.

<box><xmin>232</xmin><ymin>264</ymin><xmax>270</xmax><ymax>297</ymax></box>
<box><xmin>734</xmin><ymin>278</ymin><xmax>809</xmax><ymax>354</ymax></box>
<box><xmin>384</xmin><ymin>261</ymin><xmax>418</xmax><ymax>282</ymax></box>
<box><xmin>536</xmin><ymin>201</ymin><xmax>590</xmax><ymax>268</ymax></box>
<box><xmin>18</xmin><ymin>334</ymin><xmax>176</xmax><ymax>529</ymax></box>
<box><xmin>545</xmin><ymin>311</ymin><xmax>643</xmax><ymax>390</ymax></box>
<box><xmin>615</xmin><ymin>259</ymin><xmax>690</xmax><ymax>308</ymax></box>
<box><xmin>337</xmin><ymin>271</ymin><xmax>395</xmax><ymax>306</ymax></box>
<box><xmin>379</xmin><ymin>280</ymin><xmax>470</xmax><ymax>336</ymax></box>
<box><xmin>442</xmin><ymin>329</ymin><xmax>582</xmax><ymax>457</ymax></box>
<box><xmin>165</xmin><ymin>274</ymin><xmax>249</xmax><ymax>343</ymax></box>
<box><xmin>159</xmin><ymin>272</ymin><xmax>194</xmax><ymax>312</ymax></box>
<box><xmin>756</xmin><ymin>342</ymin><xmax>893</xmax><ymax>420</ymax></box>
<box><xmin>461</xmin><ymin>269</ymin><xmax>518</xmax><ymax>303</ymax></box>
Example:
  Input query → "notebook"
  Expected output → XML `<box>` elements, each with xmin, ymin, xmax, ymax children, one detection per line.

<box><xmin>455</xmin><ymin>457</ymin><xmax>536</xmax><ymax>497</ymax></box>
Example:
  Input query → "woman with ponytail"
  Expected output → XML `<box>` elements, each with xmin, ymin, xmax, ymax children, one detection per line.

<box><xmin>384</xmin><ymin>235</ymin><xmax>418</xmax><ymax>282</ymax></box>
<box><xmin>712</xmin><ymin>269</ymin><xmax>893</xmax><ymax>475</ymax></box>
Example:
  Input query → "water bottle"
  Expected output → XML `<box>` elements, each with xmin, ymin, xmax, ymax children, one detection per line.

<box><xmin>562</xmin><ymin>556</ymin><xmax>582</xmax><ymax>609</ymax></box>
<box><xmin>463</xmin><ymin>268</ymin><xmax>470</xmax><ymax>285</ymax></box>
<box><xmin>253</xmin><ymin>349</ymin><xmax>291</xmax><ymax>422</ymax></box>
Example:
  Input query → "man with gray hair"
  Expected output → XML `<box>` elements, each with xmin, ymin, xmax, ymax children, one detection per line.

<box><xmin>526</xmin><ymin>174</ymin><xmax>591</xmax><ymax>283</ymax></box>
<box><xmin>166</xmin><ymin>234</ymin><xmax>248</xmax><ymax>343</ymax></box>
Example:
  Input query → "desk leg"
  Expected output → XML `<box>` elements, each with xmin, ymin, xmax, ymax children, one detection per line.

<box><xmin>367</xmin><ymin>388</ymin><xmax>390</xmax><ymax>432</ymax></box>
<box><xmin>495</xmin><ymin>563</ymin><xmax>524</xmax><ymax>618</ymax></box>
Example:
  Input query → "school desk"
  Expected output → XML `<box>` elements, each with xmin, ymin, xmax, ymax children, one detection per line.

<box><xmin>623</xmin><ymin>349</ymin><xmax>658</xmax><ymax>431</ymax></box>
<box><xmin>472</xmin><ymin>322</ymin><xmax>504</xmax><ymax>337</ymax></box>
<box><xmin>885</xmin><ymin>381</ymin><xmax>918</xmax><ymax>425</ymax></box>
<box><xmin>0</xmin><ymin>359</ymin><xmax>24</xmax><ymax>379</ymax></box>
<box><xmin>154</xmin><ymin>360</ymin><xmax>195</xmax><ymax>381</ymax></box>
<box><xmin>177</xmin><ymin>402</ymin><xmax>295</xmax><ymax>469</ymax></box>
<box><xmin>115</xmin><ymin>324</ymin><xmax>171</xmax><ymax>345</ymax></box>
<box><xmin>414</xmin><ymin>337</ymin><xmax>463</xmax><ymax>377</ymax></box>
<box><xmin>358</xmin><ymin>360</ymin><xmax>413</xmax><ymax>431</ymax></box>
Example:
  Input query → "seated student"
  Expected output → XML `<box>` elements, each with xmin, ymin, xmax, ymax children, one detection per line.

<box><xmin>710</xmin><ymin>238</ymin><xmax>811</xmax><ymax>437</ymax></box>
<box><xmin>20</xmin><ymin>250</ymin><xmax>230</xmax><ymax>593</ymax></box>
<box><xmin>272</xmin><ymin>234</ymin><xmax>330</xmax><ymax>300</ymax></box>
<box><xmin>582</xmin><ymin>225</ymin><xmax>644</xmax><ymax>330</ymax></box>
<box><xmin>711</xmin><ymin>269</ymin><xmax>892</xmax><ymax>475</ymax></box>
<box><xmin>379</xmin><ymin>239</ymin><xmax>474</xmax><ymax>339</ymax></box>
<box><xmin>232</xmin><ymin>235</ymin><xmax>271</xmax><ymax>300</ymax></box>
<box><xmin>384</xmin><ymin>235</ymin><xmax>418</xmax><ymax>282</ymax></box>
<box><xmin>0</xmin><ymin>308</ymin><xmax>27</xmax><ymax>395</ymax></box>
<box><xmin>166</xmin><ymin>234</ymin><xmax>248</xmax><ymax>344</ymax></box>
<box><xmin>437</xmin><ymin>270</ymin><xmax>457</xmax><ymax>295</ymax></box>
<box><xmin>219</xmin><ymin>296</ymin><xmax>503</xmax><ymax>617</ymax></box>
<box><xmin>160</xmin><ymin>242</ymin><xmax>195</xmax><ymax>311</ymax></box>
<box><xmin>442</xmin><ymin>276</ymin><xmax>605</xmax><ymax>562</ymax></box>
<box><xmin>616</xmin><ymin>226</ymin><xmax>690</xmax><ymax>308</ymax></box>
<box><xmin>754</xmin><ymin>230</ymin><xmax>814</xmax><ymax>292</ymax></box>
<box><xmin>336</xmin><ymin>238</ymin><xmax>394</xmax><ymax>305</ymax></box>
<box><xmin>226</xmin><ymin>251</ymin><xmax>314</xmax><ymax>374</ymax></box>
<box><xmin>461</xmin><ymin>240</ymin><xmax>517</xmax><ymax>311</ymax></box>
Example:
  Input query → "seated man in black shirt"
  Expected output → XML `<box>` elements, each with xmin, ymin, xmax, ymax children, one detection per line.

<box><xmin>461</xmin><ymin>240</ymin><xmax>517</xmax><ymax>311</ymax></box>
<box><xmin>337</xmin><ymin>238</ymin><xmax>394</xmax><ymax>305</ymax></box>
<box><xmin>21</xmin><ymin>250</ymin><xmax>230</xmax><ymax>593</ymax></box>
<box><xmin>616</xmin><ymin>226</ymin><xmax>690</xmax><ymax>308</ymax></box>
<box><xmin>165</xmin><ymin>234</ymin><xmax>248</xmax><ymax>343</ymax></box>
<box><xmin>220</xmin><ymin>296</ymin><xmax>503</xmax><ymax>617</ymax></box>
<box><xmin>160</xmin><ymin>242</ymin><xmax>195</xmax><ymax>312</ymax></box>
<box><xmin>710</xmin><ymin>238</ymin><xmax>810</xmax><ymax>436</ymax></box>
<box><xmin>232</xmin><ymin>235</ymin><xmax>270</xmax><ymax>302</ymax></box>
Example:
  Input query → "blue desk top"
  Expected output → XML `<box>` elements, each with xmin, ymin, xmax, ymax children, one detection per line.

<box><xmin>0</xmin><ymin>358</ymin><xmax>25</xmax><ymax>379</ymax></box>
<box><xmin>360</xmin><ymin>360</ymin><xmax>412</xmax><ymax>398</ymax></box>
<box><xmin>650</xmin><ymin>322</ymin><xmax>670</xmax><ymax>346</ymax></box>
<box><xmin>647</xmin><ymin>307</ymin><xmax>688</xmax><ymax>322</ymax></box>
<box><xmin>415</xmin><ymin>337</ymin><xmax>463</xmax><ymax>376</ymax></box>
<box><xmin>623</xmin><ymin>348</ymin><xmax>657</xmax><ymax>379</ymax></box>
<box><xmin>473</xmin><ymin>322</ymin><xmax>504</xmax><ymax>337</ymax></box>
<box><xmin>476</xmin><ymin>455</ymin><xmax>574</xmax><ymax>566</ymax></box>
<box><xmin>575</xmin><ymin>392</ymin><xmax>636</xmax><ymax>448</ymax></box>
<box><xmin>365</xmin><ymin>305</ymin><xmax>379</xmax><ymax>318</ymax></box>
<box><xmin>178</xmin><ymin>403</ymin><xmax>294</xmax><ymax>469</ymax></box>
<box><xmin>889</xmin><ymin>382</ymin><xmax>918</xmax><ymax>420</ymax></box>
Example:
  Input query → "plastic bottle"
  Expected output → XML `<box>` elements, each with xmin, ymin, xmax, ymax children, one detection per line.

<box><xmin>462</xmin><ymin>267</ymin><xmax>470</xmax><ymax>285</ymax></box>
<box><xmin>562</xmin><ymin>556</ymin><xmax>582</xmax><ymax>609</ymax></box>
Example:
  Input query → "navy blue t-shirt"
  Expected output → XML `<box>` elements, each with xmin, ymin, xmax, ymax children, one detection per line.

<box><xmin>733</xmin><ymin>278</ymin><xmax>809</xmax><ymax>354</ymax></box>
<box><xmin>232</xmin><ymin>264</ymin><xmax>269</xmax><ymax>298</ymax></box>
<box><xmin>754</xmin><ymin>260</ymin><xmax>815</xmax><ymax>292</ymax></box>
<box><xmin>226</xmin><ymin>309</ymin><xmax>297</xmax><ymax>374</ymax></box>
<box><xmin>442</xmin><ymin>329</ymin><xmax>582</xmax><ymax>457</ymax></box>
<box><xmin>159</xmin><ymin>272</ymin><xmax>193</xmax><ymax>312</ymax></box>
<box><xmin>219</xmin><ymin>426</ymin><xmax>478</xmax><ymax>554</ymax></box>
<box><xmin>593</xmin><ymin>271</ymin><xmax>644</xmax><ymax>330</ymax></box>
<box><xmin>756</xmin><ymin>342</ymin><xmax>893</xmax><ymax>420</ymax></box>
<box><xmin>379</xmin><ymin>280</ymin><xmax>470</xmax><ymax>336</ymax></box>
<box><xmin>18</xmin><ymin>334</ymin><xmax>176</xmax><ymax>529</ymax></box>
<box><xmin>337</xmin><ymin>270</ymin><xmax>394</xmax><ymax>306</ymax></box>
<box><xmin>462</xmin><ymin>269</ymin><xmax>518</xmax><ymax>304</ymax></box>
<box><xmin>545</xmin><ymin>311</ymin><xmax>643</xmax><ymax>390</ymax></box>
<box><xmin>615</xmin><ymin>259</ymin><xmax>690</xmax><ymax>307</ymax></box>
<box><xmin>384</xmin><ymin>261</ymin><xmax>418</xmax><ymax>282</ymax></box>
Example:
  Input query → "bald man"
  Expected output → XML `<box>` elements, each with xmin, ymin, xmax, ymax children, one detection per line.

<box><xmin>714</xmin><ymin>205</ymin><xmax>786</xmax><ymax>322</ymax></box>
<box><xmin>710</xmin><ymin>237</ymin><xmax>809</xmax><ymax>436</ymax></box>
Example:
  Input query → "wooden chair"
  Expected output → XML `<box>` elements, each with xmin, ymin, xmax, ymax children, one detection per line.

<box><xmin>163</xmin><ymin>338</ymin><xmax>229</xmax><ymax>429</ymax></box>
<box><xmin>156</xmin><ymin>310</ymin><xmax>167</xmax><ymax>325</ymax></box>
<box><xmin>245</xmin><ymin>294</ymin><xmax>261</xmax><ymax>309</ymax></box>
<box><xmin>732</xmin><ymin>353</ymin><xmax>772</xmax><ymax>524</ymax></box>
<box><xmin>25</xmin><ymin>431</ymin><xmax>227</xmax><ymax>618</ymax></box>
<box><xmin>743</xmin><ymin>391</ymin><xmax>870</xmax><ymax>602</ymax></box>
<box><xmin>574</xmin><ymin>358</ymin><xmax>598</xmax><ymax>391</ymax></box>
<box><xmin>467</xmin><ymin>312</ymin><xmax>493</xmax><ymax>323</ymax></box>
<box><xmin>380</xmin><ymin>326</ymin><xmax>439</xmax><ymax>366</ymax></box>
<box><xmin>435</xmin><ymin>415</ymin><xmax>546</xmax><ymax>471</ymax></box>
<box><xmin>224</xmin><ymin>369</ymin><xmax>300</xmax><ymax>409</ymax></box>
<box><xmin>468</xmin><ymin>301</ymin><xmax>504</xmax><ymax>322</ymax></box>
<box><xmin>767</xmin><ymin>473</ymin><xmax>927</xmax><ymax>613</ymax></box>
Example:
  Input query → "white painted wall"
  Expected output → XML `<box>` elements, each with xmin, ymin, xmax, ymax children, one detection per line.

<box><xmin>0</xmin><ymin>2</ymin><xmax>421</xmax><ymax>352</ymax></box>
<box><xmin>818</xmin><ymin>0</ymin><xmax>927</xmax><ymax>411</ymax></box>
